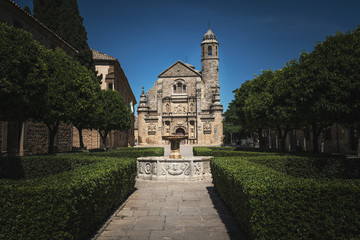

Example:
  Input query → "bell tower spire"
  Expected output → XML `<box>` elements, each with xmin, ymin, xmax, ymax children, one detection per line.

<box><xmin>201</xmin><ymin>27</ymin><xmax>219</xmax><ymax>86</ymax></box>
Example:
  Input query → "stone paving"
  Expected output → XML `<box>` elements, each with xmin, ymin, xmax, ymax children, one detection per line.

<box><xmin>92</xmin><ymin>180</ymin><xmax>247</xmax><ymax>240</ymax></box>
<box><xmin>92</xmin><ymin>145</ymin><xmax>246</xmax><ymax>240</ymax></box>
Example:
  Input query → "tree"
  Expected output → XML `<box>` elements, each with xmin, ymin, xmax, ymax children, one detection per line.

<box><xmin>296</xmin><ymin>48</ymin><xmax>351</xmax><ymax>153</ymax></box>
<box><xmin>270</xmin><ymin>61</ymin><xmax>301</xmax><ymax>152</ymax></box>
<box><xmin>95</xmin><ymin>89</ymin><xmax>132</xmax><ymax>149</ymax></box>
<box><xmin>36</xmin><ymin>48</ymin><xmax>99</xmax><ymax>154</ymax></box>
<box><xmin>33</xmin><ymin>0</ymin><xmax>95</xmax><ymax>72</ymax></box>
<box><xmin>33</xmin><ymin>0</ymin><xmax>103</xmax><ymax>148</ymax></box>
<box><xmin>304</xmin><ymin>27</ymin><xmax>360</xmax><ymax>154</ymax></box>
<box><xmin>0</xmin><ymin>23</ymin><xmax>47</xmax><ymax>123</ymax></box>
<box><xmin>223</xmin><ymin>100</ymin><xmax>246</xmax><ymax>145</ymax></box>
<box><xmin>68</xmin><ymin>63</ymin><xmax>101</xmax><ymax>150</ymax></box>
<box><xmin>242</xmin><ymin>71</ymin><xmax>274</xmax><ymax>149</ymax></box>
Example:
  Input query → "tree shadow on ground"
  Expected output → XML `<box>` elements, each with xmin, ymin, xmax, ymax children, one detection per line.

<box><xmin>206</xmin><ymin>186</ymin><xmax>248</xmax><ymax>240</ymax></box>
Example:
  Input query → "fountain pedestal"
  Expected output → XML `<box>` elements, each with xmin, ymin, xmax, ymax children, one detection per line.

<box><xmin>162</xmin><ymin>135</ymin><xmax>188</xmax><ymax>159</ymax></box>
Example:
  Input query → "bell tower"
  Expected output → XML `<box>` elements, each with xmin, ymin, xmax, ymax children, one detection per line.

<box><xmin>201</xmin><ymin>27</ymin><xmax>219</xmax><ymax>87</ymax></box>
<box><xmin>200</xmin><ymin>27</ymin><xmax>223</xmax><ymax>145</ymax></box>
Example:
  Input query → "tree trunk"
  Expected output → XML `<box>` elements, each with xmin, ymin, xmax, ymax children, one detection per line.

<box><xmin>257</xmin><ymin>128</ymin><xmax>263</xmax><ymax>149</ymax></box>
<box><xmin>77</xmin><ymin>127</ymin><xmax>84</xmax><ymax>149</ymax></box>
<box><xmin>312</xmin><ymin>122</ymin><xmax>323</xmax><ymax>153</ymax></box>
<box><xmin>277</xmin><ymin>126</ymin><xmax>288</xmax><ymax>153</ymax></box>
<box><xmin>99</xmin><ymin>130</ymin><xmax>108</xmax><ymax>149</ymax></box>
<box><xmin>357</xmin><ymin>125</ymin><xmax>360</xmax><ymax>158</ymax></box>
<box><xmin>47</xmin><ymin>122</ymin><xmax>59</xmax><ymax>154</ymax></box>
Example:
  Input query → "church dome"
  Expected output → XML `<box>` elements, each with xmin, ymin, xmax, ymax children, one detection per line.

<box><xmin>203</xmin><ymin>28</ymin><xmax>217</xmax><ymax>41</ymax></box>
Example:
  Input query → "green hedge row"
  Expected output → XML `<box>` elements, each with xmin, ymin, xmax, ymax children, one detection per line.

<box><xmin>0</xmin><ymin>156</ymin><xmax>137</xmax><ymax>240</ymax></box>
<box><xmin>0</xmin><ymin>155</ymin><xmax>99</xmax><ymax>179</ymax></box>
<box><xmin>247</xmin><ymin>154</ymin><xmax>360</xmax><ymax>179</ymax></box>
<box><xmin>85</xmin><ymin>147</ymin><xmax>164</xmax><ymax>158</ymax></box>
<box><xmin>211</xmin><ymin>156</ymin><xmax>360</xmax><ymax>240</ymax></box>
<box><xmin>193</xmin><ymin>146</ymin><xmax>274</xmax><ymax>157</ymax></box>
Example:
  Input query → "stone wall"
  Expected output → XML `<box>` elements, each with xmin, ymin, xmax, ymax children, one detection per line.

<box><xmin>72</xmin><ymin>128</ymin><xmax>101</xmax><ymax>149</ymax></box>
<box><xmin>73</xmin><ymin>127</ymin><xmax>129</xmax><ymax>149</ymax></box>
<box><xmin>25</xmin><ymin>121</ymin><xmax>72</xmax><ymax>155</ymax></box>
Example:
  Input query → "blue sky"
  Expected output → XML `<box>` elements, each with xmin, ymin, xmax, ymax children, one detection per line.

<box><xmin>15</xmin><ymin>0</ymin><xmax>360</xmax><ymax>112</ymax></box>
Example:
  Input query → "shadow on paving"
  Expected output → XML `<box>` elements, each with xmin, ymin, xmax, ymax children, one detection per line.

<box><xmin>206</xmin><ymin>186</ymin><xmax>248</xmax><ymax>240</ymax></box>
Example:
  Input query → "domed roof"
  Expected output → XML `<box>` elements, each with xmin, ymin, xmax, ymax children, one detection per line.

<box><xmin>203</xmin><ymin>28</ymin><xmax>217</xmax><ymax>41</ymax></box>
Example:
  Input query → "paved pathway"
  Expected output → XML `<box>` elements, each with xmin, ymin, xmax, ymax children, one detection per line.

<box><xmin>93</xmin><ymin>180</ymin><xmax>246</xmax><ymax>240</ymax></box>
<box><xmin>92</xmin><ymin>146</ymin><xmax>246</xmax><ymax>240</ymax></box>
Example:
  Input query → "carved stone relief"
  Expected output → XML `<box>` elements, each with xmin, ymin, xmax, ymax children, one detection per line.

<box><xmin>160</xmin><ymin>162</ymin><xmax>190</xmax><ymax>176</ymax></box>
<box><xmin>194</xmin><ymin>162</ymin><xmax>203</xmax><ymax>175</ymax></box>
<box><xmin>174</xmin><ymin>104</ymin><xmax>187</xmax><ymax>114</ymax></box>
<box><xmin>148</xmin><ymin>123</ymin><xmax>156</xmax><ymax>135</ymax></box>
<box><xmin>203</xmin><ymin>121</ymin><xmax>212</xmax><ymax>134</ymax></box>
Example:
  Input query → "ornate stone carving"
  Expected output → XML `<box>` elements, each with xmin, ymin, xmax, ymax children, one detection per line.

<box><xmin>144</xmin><ymin>162</ymin><xmax>152</xmax><ymax>174</ymax></box>
<box><xmin>190</xmin><ymin>103</ymin><xmax>195</xmax><ymax>112</ymax></box>
<box><xmin>166</xmin><ymin>162</ymin><xmax>190</xmax><ymax>176</ymax></box>
<box><xmin>174</xmin><ymin>104</ymin><xmax>186</xmax><ymax>114</ymax></box>
<box><xmin>138</xmin><ymin>162</ymin><xmax>144</xmax><ymax>174</ymax></box>
<box><xmin>148</xmin><ymin>123</ymin><xmax>156</xmax><ymax>135</ymax></box>
<box><xmin>161</xmin><ymin>163</ymin><xmax>168</xmax><ymax>175</ymax></box>
<box><xmin>194</xmin><ymin>162</ymin><xmax>202</xmax><ymax>175</ymax></box>
<box><xmin>203</xmin><ymin>121</ymin><xmax>212</xmax><ymax>134</ymax></box>
<box><xmin>148</xmin><ymin>123</ymin><xmax>156</xmax><ymax>131</ymax></box>
<box><xmin>152</xmin><ymin>162</ymin><xmax>157</xmax><ymax>175</ymax></box>
<box><xmin>165</xmin><ymin>103</ymin><xmax>170</xmax><ymax>112</ymax></box>
<box><xmin>137</xmin><ymin>156</ymin><xmax>212</xmax><ymax>181</ymax></box>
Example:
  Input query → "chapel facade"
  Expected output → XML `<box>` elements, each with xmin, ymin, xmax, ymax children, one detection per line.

<box><xmin>137</xmin><ymin>28</ymin><xmax>223</xmax><ymax>145</ymax></box>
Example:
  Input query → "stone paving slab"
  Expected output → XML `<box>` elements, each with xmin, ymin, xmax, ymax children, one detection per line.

<box><xmin>92</xmin><ymin>180</ymin><xmax>247</xmax><ymax>240</ymax></box>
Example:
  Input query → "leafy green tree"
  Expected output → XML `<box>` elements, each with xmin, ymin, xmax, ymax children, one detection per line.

<box><xmin>303</xmin><ymin>26</ymin><xmax>360</xmax><ymax>154</ymax></box>
<box><xmin>37</xmin><ymin>48</ymin><xmax>99</xmax><ymax>154</ymax></box>
<box><xmin>242</xmin><ymin>71</ymin><xmax>274</xmax><ymax>149</ymax></box>
<box><xmin>33</xmin><ymin>0</ymin><xmax>95</xmax><ymax>72</ymax></box>
<box><xmin>269</xmin><ymin>61</ymin><xmax>302</xmax><ymax>152</ymax></box>
<box><xmin>296</xmin><ymin>48</ymin><xmax>351</xmax><ymax>153</ymax></box>
<box><xmin>95</xmin><ymin>89</ymin><xmax>132</xmax><ymax>149</ymax></box>
<box><xmin>0</xmin><ymin>23</ymin><xmax>47</xmax><ymax>122</ymax></box>
<box><xmin>223</xmin><ymin>100</ymin><xmax>245</xmax><ymax>145</ymax></box>
<box><xmin>68</xmin><ymin>63</ymin><xmax>101</xmax><ymax>150</ymax></box>
<box><xmin>33</xmin><ymin>0</ymin><xmax>104</xmax><ymax>148</ymax></box>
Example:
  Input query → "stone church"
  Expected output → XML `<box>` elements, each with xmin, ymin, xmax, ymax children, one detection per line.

<box><xmin>137</xmin><ymin>28</ymin><xmax>223</xmax><ymax>145</ymax></box>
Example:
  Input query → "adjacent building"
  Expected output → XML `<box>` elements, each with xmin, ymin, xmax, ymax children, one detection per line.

<box><xmin>72</xmin><ymin>49</ymin><xmax>137</xmax><ymax>149</ymax></box>
<box><xmin>137</xmin><ymin>28</ymin><xmax>223</xmax><ymax>145</ymax></box>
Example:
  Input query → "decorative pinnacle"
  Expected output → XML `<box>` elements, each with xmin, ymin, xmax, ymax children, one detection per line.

<box><xmin>142</xmin><ymin>86</ymin><xmax>144</xmax><ymax>94</ymax></box>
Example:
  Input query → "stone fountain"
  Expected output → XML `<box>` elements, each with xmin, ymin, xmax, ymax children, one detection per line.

<box><xmin>137</xmin><ymin>136</ymin><xmax>212</xmax><ymax>181</ymax></box>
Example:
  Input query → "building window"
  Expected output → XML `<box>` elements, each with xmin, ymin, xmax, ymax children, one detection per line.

<box><xmin>108</xmin><ymin>83</ymin><xmax>114</xmax><ymax>90</ymax></box>
<box><xmin>202</xmin><ymin>46</ymin><xmax>204</xmax><ymax>56</ymax></box>
<box><xmin>173</xmin><ymin>81</ymin><xmax>186</xmax><ymax>94</ymax></box>
<box><xmin>215</xmin><ymin>46</ymin><xmax>218</xmax><ymax>56</ymax></box>
<box><xmin>208</xmin><ymin>46</ymin><xmax>212</xmax><ymax>56</ymax></box>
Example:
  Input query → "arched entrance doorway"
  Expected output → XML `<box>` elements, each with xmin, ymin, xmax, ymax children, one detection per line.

<box><xmin>176</xmin><ymin>128</ymin><xmax>186</xmax><ymax>144</ymax></box>
<box><xmin>176</xmin><ymin>128</ymin><xmax>185</xmax><ymax>135</ymax></box>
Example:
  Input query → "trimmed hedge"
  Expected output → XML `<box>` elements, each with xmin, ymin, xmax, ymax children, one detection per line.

<box><xmin>193</xmin><ymin>146</ymin><xmax>275</xmax><ymax>157</ymax></box>
<box><xmin>85</xmin><ymin>147</ymin><xmax>164</xmax><ymax>158</ymax></box>
<box><xmin>247</xmin><ymin>154</ymin><xmax>360</xmax><ymax>179</ymax></box>
<box><xmin>211</xmin><ymin>156</ymin><xmax>360</xmax><ymax>240</ymax></box>
<box><xmin>0</xmin><ymin>155</ymin><xmax>99</xmax><ymax>179</ymax></box>
<box><xmin>0</xmin><ymin>156</ymin><xmax>136</xmax><ymax>240</ymax></box>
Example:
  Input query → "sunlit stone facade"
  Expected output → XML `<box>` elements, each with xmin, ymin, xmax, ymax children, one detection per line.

<box><xmin>137</xmin><ymin>28</ymin><xmax>223</xmax><ymax>145</ymax></box>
